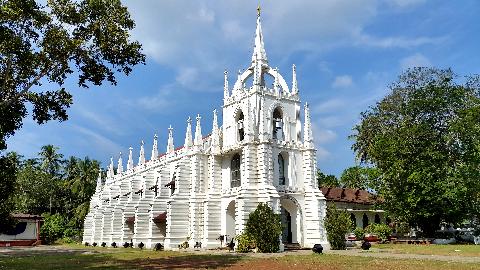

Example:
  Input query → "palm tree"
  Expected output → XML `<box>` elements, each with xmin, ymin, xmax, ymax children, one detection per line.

<box><xmin>67</xmin><ymin>157</ymin><xmax>100</xmax><ymax>230</ymax></box>
<box><xmin>39</xmin><ymin>145</ymin><xmax>63</xmax><ymax>176</ymax></box>
<box><xmin>38</xmin><ymin>145</ymin><xmax>64</xmax><ymax>213</ymax></box>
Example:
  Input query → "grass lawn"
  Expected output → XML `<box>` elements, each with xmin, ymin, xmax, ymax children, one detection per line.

<box><xmin>1</xmin><ymin>244</ymin><xmax>480</xmax><ymax>270</ymax></box>
<box><xmin>374</xmin><ymin>243</ymin><xmax>480</xmax><ymax>257</ymax></box>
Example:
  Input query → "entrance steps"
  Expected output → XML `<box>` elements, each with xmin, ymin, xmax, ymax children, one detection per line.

<box><xmin>283</xmin><ymin>243</ymin><xmax>303</xmax><ymax>250</ymax></box>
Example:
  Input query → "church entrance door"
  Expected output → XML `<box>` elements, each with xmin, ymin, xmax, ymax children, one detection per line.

<box><xmin>280</xmin><ymin>196</ymin><xmax>301</xmax><ymax>245</ymax></box>
<box><xmin>225</xmin><ymin>200</ymin><xmax>236</xmax><ymax>242</ymax></box>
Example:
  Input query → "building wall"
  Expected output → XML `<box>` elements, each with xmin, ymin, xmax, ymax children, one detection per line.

<box><xmin>0</xmin><ymin>219</ymin><xmax>38</xmax><ymax>241</ymax></box>
<box><xmin>83</xmin><ymin>13</ymin><xmax>329</xmax><ymax>250</ymax></box>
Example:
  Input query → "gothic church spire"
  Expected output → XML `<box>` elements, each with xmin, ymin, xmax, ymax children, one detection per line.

<box><xmin>251</xmin><ymin>6</ymin><xmax>267</xmax><ymax>65</ymax></box>
<box><xmin>151</xmin><ymin>134</ymin><xmax>158</xmax><ymax>161</ymax></box>
<box><xmin>167</xmin><ymin>125</ymin><xmax>174</xmax><ymax>153</ymax></box>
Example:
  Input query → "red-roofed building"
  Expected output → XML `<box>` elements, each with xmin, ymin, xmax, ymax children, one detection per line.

<box><xmin>0</xmin><ymin>214</ymin><xmax>43</xmax><ymax>247</ymax></box>
<box><xmin>320</xmin><ymin>187</ymin><xmax>387</xmax><ymax>229</ymax></box>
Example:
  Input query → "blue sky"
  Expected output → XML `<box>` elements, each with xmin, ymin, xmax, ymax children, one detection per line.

<box><xmin>6</xmin><ymin>0</ymin><xmax>480</xmax><ymax>176</ymax></box>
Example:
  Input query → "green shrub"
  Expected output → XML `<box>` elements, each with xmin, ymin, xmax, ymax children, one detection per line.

<box><xmin>244</xmin><ymin>203</ymin><xmax>282</xmax><ymax>253</ymax></box>
<box><xmin>395</xmin><ymin>222</ymin><xmax>410</xmax><ymax>237</ymax></box>
<box><xmin>236</xmin><ymin>233</ymin><xmax>256</xmax><ymax>253</ymax></box>
<box><xmin>353</xmin><ymin>227</ymin><xmax>365</xmax><ymax>241</ymax></box>
<box><xmin>325</xmin><ymin>204</ymin><xmax>353</xmax><ymax>250</ymax></box>
<box><xmin>365</xmin><ymin>223</ymin><xmax>393</xmax><ymax>241</ymax></box>
<box><xmin>40</xmin><ymin>213</ymin><xmax>66</xmax><ymax>244</ymax></box>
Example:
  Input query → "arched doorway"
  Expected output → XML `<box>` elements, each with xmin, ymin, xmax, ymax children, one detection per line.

<box><xmin>362</xmin><ymin>213</ymin><xmax>369</xmax><ymax>229</ymax></box>
<box><xmin>374</xmin><ymin>214</ymin><xmax>381</xmax><ymax>224</ymax></box>
<box><xmin>280</xmin><ymin>196</ymin><xmax>302</xmax><ymax>245</ymax></box>
<box><xmin>280</xmin><ymin>207</ymin><xmax>292</xmax><ymax>243</ymax></box>
<box><xmin>225</xmin><ymin>200</ymin><xmax>236</xmax><ymax>241</ymax></box>
<box><xmin>350</xmin><ymin>213</ymin><xmax>357</xmax><ymax>228</ymax></box>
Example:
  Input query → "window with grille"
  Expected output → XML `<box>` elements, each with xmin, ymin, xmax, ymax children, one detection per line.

<box><xmin>231</xmin><ymin>153</ymin><xmax>241</xmax><ymax>188</ymax></box>
<box><xmin>278</xmin><ymin>154</ymin><xmax>286</xmax><ymax>185</ymax></box>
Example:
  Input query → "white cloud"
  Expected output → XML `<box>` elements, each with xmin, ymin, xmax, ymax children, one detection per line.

<box><xmin>400</xmin><ymin>53</ymin><xmax>432</xmax><ymax>70</ymax></box>
<box><xmin>313</xmin><ymin>98</ymin><xmax>346</xmax><ymax>114</ymax></box>
<box><xmin>316</xmin><ymin>129</ymin><xmax>338</xmax><ymax>144</ymax></box>
<box><xmin>134</xmin><ymin>85</ymin><xmax>175</xmax><ymax>113</ymax></box>
<box><xmin>332</xmin><ymin>75</ymin><xmax>353</xmax><ymax>88</ymax></box>
<box><xmin>388</xmin><ymin>0</ymin><xmax>427</xmax><ymax>8</ymax></box>
<box><xmin>318</xmin><ymin>115</ymin><xmax>348</xmax><ymax>128</ymax></box>
<box><xmin>120</xmin><ymin>0</ymin><xmax>437</xmax><ymax>93</ymax></box>
<box><xmin>71</xmin><ymin>125</ymin><xmax>123</xmax><ymax>155</ymax></box>
<box><xmin>353</xmin><ymin>30</ymin><xmax>444</xmax><ymax>48</ymax></box>
<box><xmin>316</xmin><ymin>146</ymin><xmax>331</xmax><ymax>161</ymax></box>
<box><xmin>176</xmin><ymin>67</ymin><xmax>199</xmax><ymax>88</ymax></box>
<box><xmin>186</xmin><ymin>6</ymin><xmax>215</xmax><ymax>23</ymax></box>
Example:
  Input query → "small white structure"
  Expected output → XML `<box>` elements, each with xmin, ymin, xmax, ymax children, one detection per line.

<box><xmin>0</xmin><ymin>214</ymin><xmax>42</xmax><ymax>247</ymax></box>
<box><xmin>83</xmin><ymin>9</ymin><xmax>328</xmax><ymax>250</ymax></box>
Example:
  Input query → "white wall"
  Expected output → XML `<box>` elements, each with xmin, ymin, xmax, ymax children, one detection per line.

<box><xmin>0</xmin><ymin>220</ymin><xmax>38</xmax><ymax>240</ymax></box>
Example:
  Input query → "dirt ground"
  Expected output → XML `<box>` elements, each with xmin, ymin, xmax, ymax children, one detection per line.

<box><xmin>1</xmin><ymin>245</ymin><xmax>480</xmax><ymax>270</ymax></box>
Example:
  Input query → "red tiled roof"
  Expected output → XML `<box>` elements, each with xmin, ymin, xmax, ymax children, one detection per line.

<box><xmin>320</xmin><ymin>187</ymin><xmax>378</xmax><ymax>205</ymax></box>
<box><xmin>11</xmin><ymin>213</ymin><xmax>43</xmax><ymax>220</ymax></box>
<box><xmin>152</xmin><ymin>212</ymin><xmax>167</xmax><ymax>223</ymax></box>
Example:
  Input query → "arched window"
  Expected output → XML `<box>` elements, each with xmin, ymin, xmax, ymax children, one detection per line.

<box><xmin>385</xmin><ymin>217</ymin><xmax>392</xmax><ymax>226</ymax></box>
<box><xmin>231</xmin><ymin>154</ymin><xmax>241</xmax><ymax>188</ymax></box>
<box><xmin>350</xmin><ymin>213</ymin><xmax>357</xmax><ymax>228</ymax></box>
<box><xmin>272</xmin><ymin>107</ymin><xmax>283</xmax><ymax>140</ymax></box>
<box><xmin>362</xmin><ymin>213</ymin><xmax>369</xmax><ymax>229</ymax></box>
<box><xmin>374</xmin><ymin>214</ymin><xmax>381</xmax><ymax>224</ymax></box>
<box><xmin>278</xmin><ymin>154</ymin><xmax>286</xmax><ymax>185</ymax></box>
<box><xmin>237</xmin><ymin>111</ymin><xmax>244</xmax><ymax>142</ymax></box>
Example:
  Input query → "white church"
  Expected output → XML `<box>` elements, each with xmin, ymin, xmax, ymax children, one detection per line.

<box><xmin>83</xmin><ymin>9</ymin><xmax>328</xmax><ymax>251</ymax></box>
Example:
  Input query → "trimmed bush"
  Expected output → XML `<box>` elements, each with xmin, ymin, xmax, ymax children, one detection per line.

<box><xmin>244</xmin><ymin>203</ymin><xmax>282</xmax><ymax>253</ymax></box>
<box><xmin>236</xmin><ymin>233</ymin><xmax>256</xmax><ymax>253</ymax></box>
<box><xmin>353</xmin><ymin>227</ymin><xmax>365</xmax><ymax>241</ymax></box>
<box><xmin>40</xmin><ymin>213</ymin><xmax>66</xmax><ymax>244</ymax></box>
<box><xmin>365</xmin><ymin>223</ymin><xmax>393</xmax><ymax>242</ymax></box>
<box><xmin>325</xmin><ymin>204</ymin><xmax>353</xmax><ymax>250</ymax></box>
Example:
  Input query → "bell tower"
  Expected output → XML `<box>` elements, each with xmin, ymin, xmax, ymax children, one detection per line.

<box><xmin>219</xmin><ymin>7</ymin><xmax>328</xmax><ymax>249</ymax></box>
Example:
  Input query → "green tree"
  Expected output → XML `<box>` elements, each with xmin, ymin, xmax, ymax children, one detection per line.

<box><xmin>0</xmin><ymin>0</ymin><xmax>144</xmax><ymax>228</ymax></box>
<box><xmin>0</xmin><ymin>153</ymin><xmax>20</xmax><ymax>233</ymax></box>
<box><xmin>325</xmin><ymin>204</ymin><xmax>353</xmax><ymax>250</ymax></box>
<box><xmin>14</xmin><ymin>157</ymin><xmax>58</xmax><ymax>215</ymax></box>
<box><xmin>65</xmin><ymin>157</ymin><xmax>99</xmax><ymax>233</ymax></box>
<box><xmin>0</xmin><ymin>0</ymin><xmax>145</xmax><ymax>150</ymax></box>
<box><xmin>40</xmin><ymin>213</ymin><xmax>66</xmax><ymax>244</ymax></box>
<box><xmin>39</xmin><ymin>145</ymin><xmax>63</xmax><ymax>176</ymax></box>
<box><xmin>351</xmin><ymin>67</ymin><xmax>480</xmax><ymax>236</ymax></box>
<box><xmin>317</xmin><ymin>170</ymin><xmax>340</xmax><ymax>187</ymax></box>
<box><xmin>244</xmin><ymin>203</ymin><xmax>282</xmax><ymax>253</ymax></box>
<box><xmin>340</xmin><ymin>166</ymin><xmax>380</xmax><ymax>190</ymax></box>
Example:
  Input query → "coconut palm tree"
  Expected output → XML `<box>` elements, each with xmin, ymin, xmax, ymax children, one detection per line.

<box><xmin>39</xmin><ymin>145</ymin><xmax>63</xmax><ymax>176</ymax></box>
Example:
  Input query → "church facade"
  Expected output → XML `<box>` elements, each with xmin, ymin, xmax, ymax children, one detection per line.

<box><xmin>82</xmin><ymin>11</ymin><xmax>328</xmax><ymax>250</ymax></box>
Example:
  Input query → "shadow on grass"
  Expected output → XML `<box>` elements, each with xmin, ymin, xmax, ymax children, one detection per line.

<box><xmin>0</xmin><ymin>248</ymin><xmax>245</xmax><ymax>270</ymax></box>
<box><xmin>125</xmin><ymin>254</ymin><xmax>244</xmax><ymax>269</ymax></box>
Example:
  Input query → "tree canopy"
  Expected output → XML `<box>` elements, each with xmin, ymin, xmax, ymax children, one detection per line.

<box><xmin>316</xmin><ymin>170</ymin><xmax>340</xmax><ymax>187</ymax></box>
<box><xmin>0</xmin><ymin>0</ymin><xmax>144</xmax><ymax>230</ymax></box>
<box><xmin>340</xmin><ymin>166</ymin><xmax>380</xmax><ymax>191</ymax></box>
<box><xmin>0</xmin><ymin>0</ymin><xmax>145</xmax><ymax>150</ymax></box>
<box><xmin>8</xmin><ymin>145</ymin><xmax>100</xmax><ymax>238</ymax></box>
<box><xmin>351</xmin><ymin>67</ymin><xmax>480</xmax><ymax>236</ymax></box>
